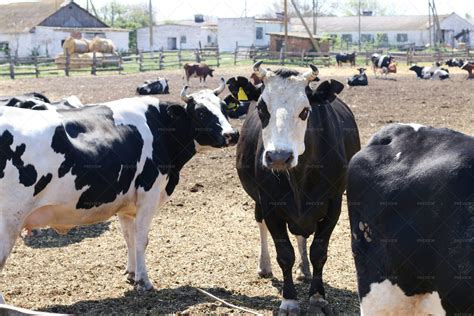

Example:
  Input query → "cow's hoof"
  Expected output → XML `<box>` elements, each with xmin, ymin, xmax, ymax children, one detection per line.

<box><xmin>308</xmin><ymin>296</ymin><xmax>333</xmax><ymax>316</ymax></box>
<box><xmin>279</xmin><ymin>299</ymin><xmax>299</xmax><ymax>316</ymax></box>
<box><xmin>257</xmin><ymin>270</ymin><xmax>273</xmax><ymax>278</ymax></box>
<box><xmin>125</xmin><ymin>271</ymin><xmax>135</xmax><ymax>285</ymax></box>
<box><xmin>134</xmin><ymin>279</ymin><xmax>154</xmax><ymax>292</ymax></box>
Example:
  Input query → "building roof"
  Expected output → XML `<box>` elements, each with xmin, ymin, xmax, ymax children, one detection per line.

<box><xmin>290</xmin><ymin>14</ymin><xmax>450</xmax><ymax>33</ymax></box>
<box><xmin>157</xmin><ymin>19</ymin><xmax>217</xmax><ymax>28</ymax></box>
<box><xmin>0</xmin><ymin>0</ymin><xmax>109</xmax><ymax>34</ymax></box>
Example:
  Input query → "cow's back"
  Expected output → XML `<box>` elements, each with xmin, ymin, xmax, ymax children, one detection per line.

<box><xmin>347</xmin><ymin>124</ymin><xmax>474</xmax><ymax>312</ymax></box>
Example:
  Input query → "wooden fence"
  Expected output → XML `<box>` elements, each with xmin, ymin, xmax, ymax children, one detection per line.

<box><xmin>0</xmin><ymin>47</ymin><xmax>221</xmax><ymax>79</ymax></box>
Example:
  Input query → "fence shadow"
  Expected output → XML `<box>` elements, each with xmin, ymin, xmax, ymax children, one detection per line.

<box><xmin>23</xmin><ymin>221</ymin><xmax>111</xmax><ymax>249</ymax></box>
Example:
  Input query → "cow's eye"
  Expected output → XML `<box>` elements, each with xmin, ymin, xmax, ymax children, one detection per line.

<box><xmin>299</xmin><ymin>108</ymin><xmax>310</xmax><ymax>120</ymax></box>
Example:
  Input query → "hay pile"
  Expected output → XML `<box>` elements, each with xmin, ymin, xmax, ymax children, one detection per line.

<box><xmin>56</xmin><ymin>36</ymin><xmax>117</xmax><ymax>69</ymax></box>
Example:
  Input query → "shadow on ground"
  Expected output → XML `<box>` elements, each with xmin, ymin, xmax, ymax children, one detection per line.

<box><xmin>23</xmin><ymin>221</ymin><xmax>111</xmax><ymax>249</ymax></box>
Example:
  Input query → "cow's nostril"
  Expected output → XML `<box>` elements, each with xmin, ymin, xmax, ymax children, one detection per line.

<box><xmin>285</xmin><ymin>153</ymin><xmax>294</xmax><ymax>164</ymax></box>
<box><xmin>265</xmin><ymin>151</ymin><xmax>273</xmax><ymax>163</ymax></box>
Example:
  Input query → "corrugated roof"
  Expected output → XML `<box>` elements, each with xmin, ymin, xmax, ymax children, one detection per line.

<box><xmin>0</xmin><ymin>0</ymin><xmax>62</xmax><ymax>33</ymax></box>
<box><xmin>290</xmin><ymin>15</ymin><xmax>450</xmax><ymax>33</ymax></box>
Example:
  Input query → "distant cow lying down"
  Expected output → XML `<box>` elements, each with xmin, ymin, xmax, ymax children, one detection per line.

<box><xmin>184</xmin><ymin>63</ymin><xmax>214</xmax><ymax>84</ymax></box>
<box><xmin>0</xmin><ymin>93</ymin><xmax>83</xmax><ymax>110</ymax></box>
<box><xmin>347</xmin><ymin>68</ymin><xmax>368</xmax><ymax>86</ymax></box>
<box><xmin>137</xmin><ymin>78</ymin><xmax>169</xmax><ymax>95</ymax></box>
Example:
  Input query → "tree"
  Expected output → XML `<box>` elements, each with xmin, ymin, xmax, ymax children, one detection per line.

<box><xmin>97</xmin><ymin>1</ymin><xmax>153</xmax><ymax>51</ymax></box>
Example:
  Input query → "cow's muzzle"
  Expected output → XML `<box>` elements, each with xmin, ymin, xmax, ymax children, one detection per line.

<box><xmin>223</xmin><ymin>129</ymin><xmax>239</xmax><ymax>146</ymax></box>
<box><xmin>265</xmin><ymin>150</ymin><xmax>294</xmax><ymax>170</ymax></box>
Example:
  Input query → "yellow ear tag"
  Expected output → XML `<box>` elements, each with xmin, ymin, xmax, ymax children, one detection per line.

<box><xmin>237</xmin><ymin>87</ymin><xmax>248</xmax><ymax>101</ymax></box>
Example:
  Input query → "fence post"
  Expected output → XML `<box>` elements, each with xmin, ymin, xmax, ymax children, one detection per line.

<box><xmin>118</xmin><ymin>54</ymin><xmax>123</xmax><ymax>74</ymax></box>
<box><xmin>365</xmin><ymin>50</ymin><xmax>369</xmax><ymax>66</ymax></box>
<box><xmin>139</xmin><ymin>51</ymin><xmax>144</xmax><ymax>72</ymax></box>
<box><xmin>234</xmin><ymin>41</ymin><xmax>238</xmax><ymax>65</ymax></box>
<box><xmin>216</xmin><ymin>49</ymin><xmax>220</xmax><ymax>68</ymax></box>
<box><xmin>91</xmin><ymin>51</ymin><xmax>97</xmax><ymax>75</ymax></box>
<box><xmin>300</xmin><ymin>49</ymin><xmax>305</xmax><ymax>66</ymax></box>
<box><xmin>159</xmin><ymin>50</ymin><xmax>164</xmax><ymax>70</ymax></box>
<box><xmin>8</xmin><ymin>53</ymin><xmax>14</xmax><ymax>80</ymax></box>
<box><xmin>279</xmin><ymin>47</ymin><xmax>285</xmax><ymax>65</ymax></box>
<box><xmin>178</xmin><ymin>49</ymin><xmax>182</xmax><ymax>68</ymax></box>
<box><xmin>65</xmin><ymin>48</ymin><xmax>70</xmax><ymax>77</ymax></box>
<box><xmin>34</xmin><ymin>56</ymin><xmax>39</xmax><ymax>78</ymax></box>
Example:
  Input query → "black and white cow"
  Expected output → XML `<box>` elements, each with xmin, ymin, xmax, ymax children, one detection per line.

<box><xmin>347</xmin><ymin>68</ymin><xmax>368</xmax><ymax>86</ymax></box>
<box><xmin>347</xmin><ymin>123</ymin><xmax>474</xmax><ymax>315</ymax></box>
<box><xmin>0</xmin><ymin>79</ymin><xmax>238</xmax><ymax>295</ymax></box>
<box><xmin>409</xmin><ymin>64</ymin><xmax>449</xmax><ymax>80</ymax></box>
<box><xmin>371</xmin><ymin>54</ymin><xmax>394</xmax><ymax>76</ymax></box>
<box><xmin>0</xmin><ymin>93</ymin><xmax>83</xmax><ymax>111</ymax></box>
<box><xmin>223</xmin><ymin>76</ymin><xmax>263</xmax><ymax>118</ymax></box>
<box><xmin>444</xmin><ymin>58</ymin><xmax>464</xmax><ymax>67</ymax></box>
<box><xmin>236</xmin><ymin>62</ymin><xmax>361</xmax><ymax>314</ymax></box>
<box><xmin>335</xmin><ymin>52</ymin><xmax>357</xmax><ymax>67</ymax></box>
<box><xmin>136</xmin><ymin>78</ymin><xmax>169</xmax><ymax>95</ymax></box>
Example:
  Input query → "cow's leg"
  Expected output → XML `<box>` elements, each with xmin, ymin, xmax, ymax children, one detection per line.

<box><xmin>257</xmin><ymin>220</ymin><xmax>272</xmax><ymax>278</ymax></box>
<box><xmin>0</xmin><ymin>218</ymin><xmax>20</xmax><ymax>272</ymax></box>
<box><xmin>133</xmin><ymin>193</ymin><xmax>161</xmax><ymax>292</ymax></box>
<box><xmin>265</xmin><ymin>216</ymin><xmax>298</xmax><ymax>315</ymax></box>
<box><xmin>295</xmin><ymin>236</ymin><xmax>311</xmax><ymax>281</ymax></box>
<box><xmin>118</xmin><ymin>213</ymin><xmax>136</xmax><ymax>284</ymax></box>
<box><xmin>308</xmin><ymin>198</ymin><xmax>342</xmax><ymax>315</ymax></box>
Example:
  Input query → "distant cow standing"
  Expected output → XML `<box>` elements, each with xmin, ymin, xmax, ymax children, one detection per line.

<box><xmin>184</xmin><ymin>63</ymin><xmax>214</xmax><ymax>84</ymax></box>
<box><xmin>347</xmin><ymin>68</ymin><xmax>368</xmax><ymax>86</ymax></box>
<box><xmin>371</xmin><ymin>54</ymin><xmax>395</xmax><ymax>77</ymax></box>
<box><xmin>137</xmin><ymin>78</ymin><xmax>169</xmax><ymax>95</ymax></box>
<box><xmin>335</xmin><ymin>52</ymin><xmax>356</xmax><ymax>67</ymax></box>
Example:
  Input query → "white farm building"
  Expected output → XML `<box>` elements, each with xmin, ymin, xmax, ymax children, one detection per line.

<box><xmin>0</xmin><ymin>0</ymin><xmax>130</xmax><ymax>58</ymax></box>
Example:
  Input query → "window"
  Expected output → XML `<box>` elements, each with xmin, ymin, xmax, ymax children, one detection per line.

<box><xmin>361</xmin><ymin>34</ymin><xmax>374</xmax><ymax>42</ymax></box>
<box><xmin>0</xmin><ymin>42</ymin><xmax>9</xmax><ymax>52</ymax></box>
<box><xmin>256</xmin><ymin>27</ymin><xmax>263</xmax><ymax>40</ymax></box>
<box><xmin>180</xmin><ymin>36</ymin><xmax>187</xmax><ymax>44</ymax></box>
<box><xmin>207</xmin><ymin>35</ymin><xmax>212</xmax><ymax>43</ymax></box>
<box><xmin>341</xmin><ymin>34</ymin><xmax>353</xmax><ymax>43</ymax></box>
<box><xmin>397</xmin><ymin>33</ymin><xmax>408</xmax><ymax>42</ymax></box>
<box><xmin>376</xmin><ymin>33</ymin><xmax>388</xmax><ymax>44</ymax></box>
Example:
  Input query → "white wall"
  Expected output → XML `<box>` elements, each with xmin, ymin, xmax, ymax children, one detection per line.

<box><xmin>329</xmin><ymin>30</ymin><xmax>429</xmax><ymax>48</ymax></box>
<box><xmin>255</xmin><ymin>21</ymin><xmax>283</xmax><ymax>47</ymax></box>
<box><xmin>218</xmin><ymin>17</ymin><xmax>255</xmax><ymax>52</ymax></box>
<box><xmin>137</xmin><ymin>24</ymin><xmax>217</xmax><ymax>51</ymax></box>
<box><xmin>438</xmin><ymin>13</ymin><xmax>474</xmax><ymax>47</ymax></box>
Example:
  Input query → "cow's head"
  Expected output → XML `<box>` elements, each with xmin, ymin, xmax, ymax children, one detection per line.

<box><xmin>180</xmin><ymin>78</ymin><xmax>239</xmax><ymax>149</ymax></box>
<box><xmin>226</xmin><ymin>76</ymin><xmax>262</xmax><ymax>102</ymax></box>
<box><xmin>357</xmin><ymin>68</ymin><xmax>366</xmax><ymax>74</ymax></box>
<box><xmin>253</xmin><ymin>61</ymin><xmax>341</xmax><ymax>170</ymax></box>
<box><xmin>208</xmin><ymin>68</ymin><xmax>215</xmax><ymax>77</ymax></box>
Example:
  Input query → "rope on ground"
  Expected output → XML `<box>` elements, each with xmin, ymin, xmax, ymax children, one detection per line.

<box><xmin>196</xmin><ymin>288</ymin><xmax>262</xmax><ymax>315</ymax></box>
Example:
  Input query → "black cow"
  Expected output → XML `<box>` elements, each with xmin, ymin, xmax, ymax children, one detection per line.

<box><xmin>347</xmin><ymin>123</ymin><xmax>474</xmax><ymax>314</ymax></box>
<box><xmin>347</xmin><ymin>68</ymin><xmax>368</xmax><ymax>86</ymax></box>
<box><xmin>335</xmin><ymin>52</ymin><xmax>357</xmax><ymax>67</ymax></box>
<box><xmin>223</xmin><ymin>76</ymin><xmax>262</xmax><ymax>119</ymax></box>
<box><xmin>236</xmin><ymin>62</ymin><xmax>360</xmax><ymax>314</ymax></box>
<box><xmin>136</xmin><ymin>78</ymin><xmax>169</xmax><ymax>95</ymax></box>
<box><xmin>444</xmin><ymin>58</ymin><xmax>464</xmax><ymax>67</ymax></box>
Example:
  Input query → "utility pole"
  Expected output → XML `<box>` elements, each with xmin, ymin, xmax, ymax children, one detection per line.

<box><xmin>428</xmin><ymin>0</ymin><xmax>432</xmax><ymax>47</ymax></box>
<box><xmin>358</xmin><ymin>0</ymin><xmax>361</xmax><ymax>51</ymax></box>
<box><xmin>312</xmin><ymin>0</ymin><xmax>318</xmax><ymax>35</ymax></box>
<box><xmin>291</xmin><ymin>0</ymin><xmax>320</xmax><ymax>51</ymax></box>
<box><xmin>284</xmin><ymin>0</ymin><xmax>288</xmax><ymax>53</ymax></box>
<box><xmin>149</xmin><ymin>0</ymin><xmax>154</xmax><ymax>51</ymax></box>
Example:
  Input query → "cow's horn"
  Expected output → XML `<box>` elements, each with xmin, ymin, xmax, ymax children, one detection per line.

<box><xmin>180</xmin><ymin>85</ymin><xmax>192</xmax><ymax>103</ymax></box>
<box><xmin>303</xmin><ymin>64</ymin><xmax>319</xmax><ymax>81</ymax></box>
<box><xmin>213</xmin><ymin>77</ymin><xmax>226</xmax><ymax>96</ymax></box>
<box><xmin>253</xmin><ymin>61</ymin><xmax>267</xmax><ymax>79</ymax></box>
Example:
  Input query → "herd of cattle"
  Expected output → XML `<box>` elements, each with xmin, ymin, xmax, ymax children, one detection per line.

<box><xmin>0</xmin><ymin>60</ymin><xmax>472</xmax><ymax>315</ymax></box>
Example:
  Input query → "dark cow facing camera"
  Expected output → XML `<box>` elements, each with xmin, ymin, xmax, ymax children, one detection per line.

<box><xmin>347</xmin><ymin>68</ymin><xmax>368</xmax><ymax>86</ymax></box>
<box><xmin>137</xmin><ymin>78</ymin><xmax>169</xmax><ymax>95</ymax></box>
<box><xmin>184</xmin><ymin>63</ymin><xmax>214</xmax><ymax>84</ymax></box>
<box><xmin>347</xmin><ymin>123</ymin><xmax>474</xmax><ymax>315</ymax></box>
<box><xmin>236</xmin><ymin>61</ymin><xmax>360</xmax><ymax>315</ymax></box>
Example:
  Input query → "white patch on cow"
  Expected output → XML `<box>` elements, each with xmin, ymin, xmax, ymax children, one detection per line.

<box><xmin>360</xmin><ymin>279</ymin><xmax>445</xmax><ymax>316</ymax></box>
<box><xmin>0</xmin><ymin>293</ymin><xmax>4</xmax><ymax>304</ymax></box>
<box><xmin>399</xmin><ymin>123</ymin><xmax>424</xmax><ymax>132</ymax></box>
<box><xmin>296</xmin><ymin>235</ymin><xmax>311</xmax><ymax>280</ymax></box>
<box><xmin>359</xmin><ymin>222</ymin><xmax>372</xmax><ymax>242</ymax></box>
<box><xmin>280</xmin><ymin>299</ymin><xmax>299</xmax><ymax>312</ymax></box>
<box><xmin>257</xmin><ymin>221</ymin><xmax>272</xmax><ymax>277</ymax></box>
<box><xmin>260</xmin><ymin>75</ymin><xmax>310</xmax><ymax>168</ymax></box>
<box><xmin>189</xmin><ymin>89</ymin><xmax>234</xmax><ymax>135</ymax></box>
<box><xmin>158</xmin><ymin>78</ymin><xmax>168</xmax><ymax>90</ymax></box>
<box><xmin>395</xmin><ymin>152</ymin><xmax>402</xmax><ymax>160</ymax></box>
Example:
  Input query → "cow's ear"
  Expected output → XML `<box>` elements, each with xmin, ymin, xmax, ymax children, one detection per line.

<box><xmin>314</xmin><ymin>80</ymin><xmax>344</xmax><ymax>103</ymax></box>
<box><xmin>167</xmin><ymin>104</ymin><xmax>188</xmax><ymax>119</ymax></box>
<box><xmin>226</xmin><ymin>77</ymin><xmax>236</xmax><ymax>85</ymax></box>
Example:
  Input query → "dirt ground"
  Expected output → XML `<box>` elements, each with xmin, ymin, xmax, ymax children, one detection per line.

<box><xmin>0</xmin><ymin>64</ymin><xmax>472</xmax><ymax>315</ymax></box>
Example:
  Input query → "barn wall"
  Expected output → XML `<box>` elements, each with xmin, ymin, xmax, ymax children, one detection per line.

<box><xmin>218</xmin><ymin>18</ymin><xmax>255</xmax><ymax>52</ymax></box>
<box><xmin>438</xmin><ymin>13</ymin><xmax>474</xmax><ymax>47</ymax></box>
<box><xmin>137</xmin><ymin>25</ymin><xmax>217</xmax><ymax>51</ymax></box>
<box><xmin>39</xmin><ymin>2</ymin><xmax>108</xmax><ymax>28</ymax></box>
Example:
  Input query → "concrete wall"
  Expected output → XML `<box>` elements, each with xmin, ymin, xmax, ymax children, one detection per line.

<box><xmin>218</xmin><ymin>18</ymin><xmax>255</xmax><ymax>52</ymax></box>
<box><xmin>255</xmin><ymin>21</ymin><xmax>283</xmax><ymax>47</ymax></box>
<box><xmin>328</xmin><ymin>30</ymin><xmax>428</xmax><ymax>48</ymax></box>
<box><xmin>0</xmin><ymin>27</ymin><xmax>129</xmax><ymax>57</ymax></box>
<box><xmin>137</xmin><ymin>24</ymin><xmax>217</xmax><ymax>51</ymax></box>
<box><xmin>438</xmin><ymin>13</ymin><xmax>474</xmax><ymax>47</ymax></box>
